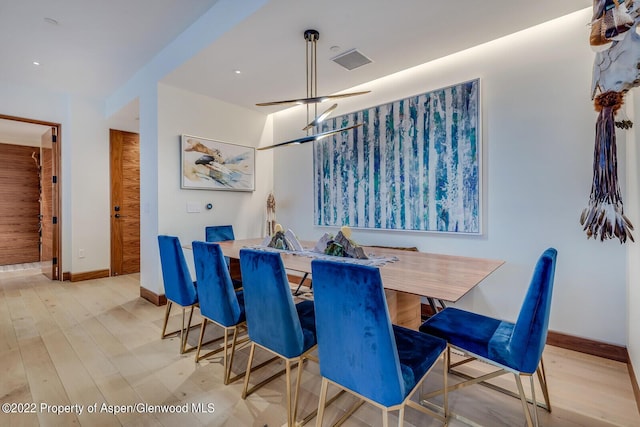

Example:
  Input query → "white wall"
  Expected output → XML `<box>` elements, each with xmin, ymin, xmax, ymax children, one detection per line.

<box><xmin>0</xmin><ymin>82</ymin><xmax>112</xmax><ymax>275</ymax></box>
<box><xmin>272</xmin><ymin>9</ymin><xmax>629</xmax><ymax>345</ymax></box>
<box><xmin>67</xmin><ymin>96</ymin><xmax>111</xmax><ymax>274</ymax></box>
<box><xmin>141</xmin><ymin>84</ymin><xmax>273</xmax><ymax>294</ymax></box>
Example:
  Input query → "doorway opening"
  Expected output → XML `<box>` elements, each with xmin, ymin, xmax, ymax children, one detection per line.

<box><xmin>0</xmin><ymin>114</ymin><xmax>61</xmax><ymax>280</ymax></box>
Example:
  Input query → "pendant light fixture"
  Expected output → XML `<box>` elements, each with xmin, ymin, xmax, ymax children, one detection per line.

<box><xmin>256</xmin><ymin>29</ymin><xmax>369</xmax><ymax>150</ymax></box>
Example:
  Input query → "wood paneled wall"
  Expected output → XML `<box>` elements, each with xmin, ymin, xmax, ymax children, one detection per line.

<box><xmin>0</xmin><ymin>142</ymin><xmax>40</xmax><ymax>265</ymax></box>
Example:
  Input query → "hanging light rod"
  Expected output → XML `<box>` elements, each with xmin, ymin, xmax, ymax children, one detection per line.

<box><xmin>257</xmin><ymin>123</ymin><xmax>363</xmax><ymax>151</ymax></box>
<box><xmin>255</xmin><ymin>29</ymin><xmax>369</xmax><ymax>107</ymax></box>
<box><xmin>256</xmin><ymin>29</ymin><xmax>369</xmax><ymax>150</ymax></box>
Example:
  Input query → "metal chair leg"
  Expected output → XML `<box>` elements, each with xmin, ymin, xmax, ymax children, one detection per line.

<box><xmin>537</xmin><ymin>358</ymin><xmax>552</xmax><ymax>412</ymax></box>
<box><xmin>530</xmin><ymin>374</ymin><xmax>539</xmax><ymax>427</ymax></box>
<box><xmin>382</xmin><ymin>408</ymin><xmax>389</xmax><ymax>427</ymax></box>
<box><xmin>180</xmin><ymin>306</ymin><xmax>195</xmax><ymax>354</ymax></box>
<box><xmin>292</xmin><ymin>355</ymin><xmax>305</xmax><ymax>425</ymax></box>
<box><xmin>515</xmin><ymin>374</ymin><xmax>534</xmax><ymax>427</ymax></box>
<box><xmin>285</xmin><ymin>360</ymin><xmax>293</xmax><ymax>426</ymax></box>
<box><xmin>224</xmin><ymin>327</ymin><xmax>238</xmax><ymax>384</ymax></box>
<box><xmin>160</xmin><ymin>301</ymin><xmax>173</xmax><ymax>338</ymax></box>
<box><xmin>398</xmin><ymin>406</ymin><xmax>405</xmax><ymax>427</ymax></box>
<box><xmin>315</xmin><ymin>378</ymin><xmax>329</xmax><ymax>427</ymax></box>
<box><xmin>195</xmin><ymin>318</ymin><xmax>208</xmax><ymax>361</ymax></box>
<box><xmin>242</xmin><ymin>343</ymin><xmax>256</xmax><ymax>399</ymax></box>
<box><xmin>443</xmin><ymin>345</ymin><xmax>449</xmax><ymax>419</ymax></box>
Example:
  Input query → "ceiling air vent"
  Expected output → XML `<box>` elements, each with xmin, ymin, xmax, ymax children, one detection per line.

<box><xmin>331</xmin><ymin>49</ymin><xmax>372</xmax><ymax>71</ymax></box>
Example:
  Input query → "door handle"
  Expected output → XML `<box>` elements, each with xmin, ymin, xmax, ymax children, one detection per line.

<box><xmin>114</xmin><ymin>213</ymin><xmax>121</xmax><ymax>218</ymax></box>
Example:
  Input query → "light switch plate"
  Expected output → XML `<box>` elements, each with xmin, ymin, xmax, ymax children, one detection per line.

<box><xmin>187</xmin><ymin>202</ymin><xmax>201</xmax><ymax>213</ymax></box>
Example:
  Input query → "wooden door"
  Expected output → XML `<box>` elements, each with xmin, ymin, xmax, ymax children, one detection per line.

<box><xmin>110</xmin><ymin>129</ymin><xmax>140</xmax><ymax>276</ymax></box>
<box><xmin>40</xmin><ymin>127</ymin><xmax>59</xmax><ymax>279</ymax></box>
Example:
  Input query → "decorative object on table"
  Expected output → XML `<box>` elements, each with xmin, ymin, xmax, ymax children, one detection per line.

<box><xmin>255</xmin><ymin>29</ymin><xmax>370</xmax><ymax>150</ymax></box>
<box><xmin>263</xmin><ymin>224</ymin><xmax>303</xmax><ymax>251</ymax></box>
<box><xmin>266</xmin><ymin>192</ymin><xmax>276</xmax><ymax>236</ymax></box>
<box><xmin>181</xmin><ymin>134</ymin><xmax>255</xmax><ymax>191</ymax></box>
<box><xmin>313</xmin><ymin>226</ymin><xmax>368</xmax><ymax>259</ymax></box>
<box><xmin>313</xmin><ymin>79</ymin><xmax>480</xmax><ymax>234</ymax></box>
<box><xmin>583</xmin><ymin>0</ymin><xmax>637</xmax><ymax>243</ymax></box>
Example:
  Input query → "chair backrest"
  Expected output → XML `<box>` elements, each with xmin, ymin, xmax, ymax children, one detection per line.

<box><xmin>205</xmin><ymin>225</ymin><xmax>235</xmax><ymax>242</ymax></box>
<box><xmin>509</xmin><ymin>248</ymin><xmax>558</xmax><ymax>373</ymax></box>
<box><xmin>311</xmin><ymin>259</ymin><xmax>405</xmax><ymax>406</ymax></box>
<box><xmin>192</xmin><ymin>241</ymin><xmax>242</xmax><ymax>327</ymax></box>
<box><xmin>239</xmin><ymin>249</ymin><xmax>305</xmax><ymax>358</ymax></box>
<box><xmin>157</xmin><ymin>235</ymin><xmax>197</xmax><ymax>306</ymax></box>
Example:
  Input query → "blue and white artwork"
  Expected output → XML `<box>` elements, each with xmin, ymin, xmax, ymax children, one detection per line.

<box><xmin>313</xmin><ymin>79</ymin><xmax>480</xmax><ymax>233</ymax></box>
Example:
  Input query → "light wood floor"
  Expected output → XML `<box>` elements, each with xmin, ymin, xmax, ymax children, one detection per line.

<box><xmin>1</xmin><ymin>269</ymin><xmax>638</xmax><ymax>427</ymax></box>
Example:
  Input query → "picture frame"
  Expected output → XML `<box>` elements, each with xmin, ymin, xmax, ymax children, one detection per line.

<box><xmin>313</xmin><ymin>78</ymin><xmax>481</xmax><ymax>234</ymax></box>
<box><xmin>180</xmin><ymin>134</ymin><xmax>255</xmax><ymax>191</ymax></box>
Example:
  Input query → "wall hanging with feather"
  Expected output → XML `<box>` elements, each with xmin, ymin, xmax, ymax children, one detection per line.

<box><xmin>584</xmin><ymin>0</ymin><xmax>638</xmax><ymax>243</ymax></box>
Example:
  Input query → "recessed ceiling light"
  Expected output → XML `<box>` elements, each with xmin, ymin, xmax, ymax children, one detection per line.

<box><xmin>44</xmin><ymin>17</ymin><xmax>59</xmax><ymax>25</ymax></box>
<box><xmin>33</xmin><ymin>61</ymin><xmax>40</xmax><ymax>66</ymax></box>
<box><xmin>234</xmin><ymin>69</ymin><xmax>241</xmax><ymax>75</ymax></box>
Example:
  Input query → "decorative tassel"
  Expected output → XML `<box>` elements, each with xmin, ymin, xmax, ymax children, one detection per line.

<box><xmin>581</xmin><ymin>91</ymin><xmax>634</xmax><ymax>243</ymax></box>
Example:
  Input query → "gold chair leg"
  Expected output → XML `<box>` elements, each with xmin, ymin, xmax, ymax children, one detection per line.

<box><xmin>443</xmin><ymin>346</ymin><xmax>449</xmax><ymax>419</ymax></box>
<box><xmin>315</xmin><ymin>378</ymin><xmax>329</xmax><ymax>427</ymax></box>
<box><xmin>292</xmin><ymin>356</ymin><xmax>305</xmax><ymax>425</ymax></box>
<box><xmin>226</xmin><ymin>330</ymin><xmax>263</xmax><ymax>385</ymax></box>
<box><xmin>382</xmin><ymin>408</ymin><xmax>389</xmax><ymax>427</ymax></box>
<box><xmin>515</xmin><ymin>374</ymin><xmax>534</xmax><ymax>427</ymax></box>
<box><xmin>242</xmin><ymin>343</ymin><xmax>256</xmax><ymax>399</ymax></box>
<box><xmin>160</xmin><ymin>301</ymin><xmax>173</xmax><ymax>338</ymax></box>
<box><xmin>285</xmin><ymin>360</ymin><xmax>293</xmax><ymax>426</ymax></box>
<box><xmin>537</xmin><ymin>358</ymin><xmax>551</xmax><ymax>412</ymax></box>
<box><xmin>220</xmin><ymin>328</ymin><xmax>228</xmax><ymax>378</ymax></box>
<box><xmin>195</xmin><ymin>318</ymin><xmax>208</xmax><ymax>361</ymax></box>
<box><xmin>530</xmin><ymin>375</ymin><xmax>539</xmax><ymax>427</ymax></box>
<box><xmin>180</xmin><ymin>306</ymin><xmax>195</xmax><ymax>354</ymax></box>
<box><xmin>398</xmin><ymin>406</ymin><xmax>405</xmax><ymax>426</ymax></box>
<box><xmin>224</xmin><ymin>327</ymin><xmax>238</xmax><ymax>384</ymax></box>
<box><xmin>180</xmin><ymin>307</ymin><xmax>186</xmax><ymax>353</ymax></box>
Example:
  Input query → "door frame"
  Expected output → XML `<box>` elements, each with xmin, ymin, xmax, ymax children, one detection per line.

<box><xmin>0</xmin><ymin>114</ymin><xmax>62</xmax><ymax>280</ymax></box>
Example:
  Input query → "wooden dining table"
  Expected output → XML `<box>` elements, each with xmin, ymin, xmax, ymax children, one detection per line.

<box><xmin>217</xmin><ymin>238</ymin><xmax>504</xmax><ymax>330</ymax></box>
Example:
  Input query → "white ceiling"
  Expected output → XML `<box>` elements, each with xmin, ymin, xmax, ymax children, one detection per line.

<box><xmin>0</xmin><ymin>0</ymin><xmax>592</xmax><ymax>136</ymax></box>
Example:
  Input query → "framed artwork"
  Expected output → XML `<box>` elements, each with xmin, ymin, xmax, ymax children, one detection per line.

<box><xmin>181</xmin><ymin>134</ymin><xmax>255</xmax><ymax>191</ymax></box>
<box><xmin>313</xmin><ymin>79</ymin><xmax>481</xmax><ymax>233</ymax></box>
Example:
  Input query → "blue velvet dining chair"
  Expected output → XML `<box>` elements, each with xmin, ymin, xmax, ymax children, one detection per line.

<box><xmin>419</xmin><ymin>248</ymin><xmax>558</xmax><ymax>427</ymax></box>
<box><xmin>192</xmin><ymin>241</ymin><xmax>248</xmax><ymax>384</ymax></box>
<box><xmin>205</xmin><ymin>225</ymin><xmax>235</xmax><ymax>242</ymax></box>
<box><xmin>205</xmin><ymin>224</ymin><xmax>242</xmax><ymax>288</ymax></box>
<box><xmin>311</xmin><ymin>259</ymin><xmax>449</xmax><ymax>427</ymax></box>
<box><xmin>157</xmin><ymin>235</ymin><xmax>198</xmax><ymax>354</ymax></box>
<box><xmin>239</xmin><ymin>248</ymin><xmax>317</xmax><ymax>427</ymax></box>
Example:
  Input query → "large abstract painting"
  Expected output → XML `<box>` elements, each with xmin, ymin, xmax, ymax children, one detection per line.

<box><xmin>313</xmin><ymin>79</ymin><xmax>480</xmax><ymax>233</ymax></box>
